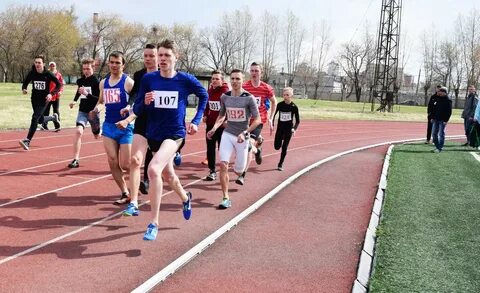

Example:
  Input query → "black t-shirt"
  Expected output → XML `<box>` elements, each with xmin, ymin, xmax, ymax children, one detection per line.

<box><xmin>273</xmin><ymin>101</ymin><xmax>300</xmax><ymax>130</ymax></box>
<box><xmin>73</xmin><ymin>75</ymin><xmax>100</xmax><ymax>113</ymax></box>
<box><xmin>22</xmin><ymin>67</ymin><xmax>61</xmax><ymax>104</ymax></box>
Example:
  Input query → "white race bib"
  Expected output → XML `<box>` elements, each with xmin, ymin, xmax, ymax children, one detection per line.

<box><xmin>209</xmin><ymin>101</ymin><xmax>221</xmax><ymax>111</ymax></box>
<box><xmin>226</xmin><ymin>107</ymin><xmax>247</xmax><ymax>122</ymax></box>
<box><xmin>154</xmin><ymin>91</ymin><xmax>179</xmax><ymax>109</ymax></box>
<box><xmin>253</xmin><ymin>96</ymin><xmax>261</xmax><ymax>108</ymax></box>
<box><xmin>104</xmin><ymin>88</ymin><xmax>121</xmax><ymax>104</ymax></box>
<box><xmin>80</xmin><ymin>86</ymin><xmax>92</xmax><ymax>99</ymax></box>
<box><xmin>280</xmin><ymin>111</ymin><xmax>292</xmax><ymax>122</ymax></box>
<box><xmin>34</xmin><ymin>81</ymin><xmax>46</xmax><ymax>90</ymax></box>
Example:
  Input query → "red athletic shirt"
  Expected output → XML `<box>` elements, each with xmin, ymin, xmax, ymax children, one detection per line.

<box><xmin>49</xmin><ymin>71</ymin><xmax>64</xmax><ymax>101</ymax></box>
<box><xmin>205</xmin><ymin>83</ymin><xmax>229</xmax><ymax>126</ymax></box>
<box><xmin>243</xmin><ymin>80</ymin><xmax>274</xmax><ymax>124</ymax></box>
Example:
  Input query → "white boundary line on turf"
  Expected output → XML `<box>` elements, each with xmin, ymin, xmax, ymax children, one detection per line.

<box><xmin>470</xmin><ymin>151</ymin><xmax>480</xmax><ymax>162</ymax></box>
<box><xmin>132</xmin><ymin>135</ymin><xmax>463</xmax><ymax>293</ymax></box>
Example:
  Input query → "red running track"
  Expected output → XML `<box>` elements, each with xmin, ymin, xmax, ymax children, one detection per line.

<box><xmin>0</xmin><ymin>121</ymin><xmax>464</xmax><ymax>292</ymax></box>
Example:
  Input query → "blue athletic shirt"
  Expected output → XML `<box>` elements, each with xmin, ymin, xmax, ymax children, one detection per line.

<box><xmin>103</xmin><ymin>73</ymin><xmax>129</xmax><ymax>123</ymax></box>
<box><xmin>133</xmin><ymin>71</ymin><xmax>208</xmax><ymax>140</ymax></box>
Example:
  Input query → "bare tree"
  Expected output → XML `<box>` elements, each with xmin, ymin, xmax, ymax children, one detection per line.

<box><xmin>261</xmin><ymin>11</ymin><xmax>279</xmax><ymax>83</ymax></box>
<box><xmin>312</xmin><ymin>20</ymin><xmax>332</xmax><ymax>99</ymax></box>
<box><xmin>115</xmin><ymin>22</ymin><xmax>147</xmax><ymax>73</ymax></box>
<box><xmin>421</xmin><ymin>29</ymin><xmax>437</xmax><ymax>106</ymax></box>
<box><xmin>231</xmin><ymin>7</ymin><xmax>256</xmax><ymax>72</ymax></box>
<box><xmin>457</xmin><ymin>9</ymin><xmax>480</xmax><ymax>86</ymax></box>
<box><xmin>171</xmin><ymin>23</ymin><xmax>203</xmax><ymax>73</ymax></box>
<box><xmin>284</xmin><ymin>10</ymin><xmax>305</xmax><ymax>86</ymax></box>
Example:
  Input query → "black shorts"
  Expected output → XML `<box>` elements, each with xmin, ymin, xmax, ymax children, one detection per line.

<box><xmin>133</xmin><ymin>112</ymin><xmax>147</xmax><ymax>137</ymax></box>
<box><xmin>148</xmin><ymin>136</ymin><xmax>183</xmax><ymax>153</ymax></box>
<box><xmin>250</xmin><ymin>123</ymin><xmax>263</xmax><ymax>140</ymax></box>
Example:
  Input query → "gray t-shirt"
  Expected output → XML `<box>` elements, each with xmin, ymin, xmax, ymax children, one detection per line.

<box><xmin>219</xmin><ymin>90</ymin><xmax>259</xmax><ymax>136</ymax></box>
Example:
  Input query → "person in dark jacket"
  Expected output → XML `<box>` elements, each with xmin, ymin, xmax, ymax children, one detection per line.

<box><xmin>430</xmin><ymin>86</ymin><xmax>452</xmax><ymax>153</ymax></box>
<box><xmin>461</xmin><ymin>85</ymin><xmax>478</xmax><ymax>146</ymax></box>
<box><xmin>19</xmin><ymin>55</ymin><xmax>62</xmax><ymax>150</ymax></box>
<box><xmin>425</xmin><ymin>85</ymin><xmax>441</xmax><ymax>144</ymax></box>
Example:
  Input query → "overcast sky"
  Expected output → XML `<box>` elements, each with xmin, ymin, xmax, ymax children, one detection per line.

<box><xmin>1</xmin><ymin>0</ymin><xmax>479</xmax><ymax>75</ymax></box>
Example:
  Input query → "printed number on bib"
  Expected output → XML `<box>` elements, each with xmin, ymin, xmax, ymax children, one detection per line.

<box><xmin>80</xmin><ymin>86</ymin><xmax>92</xmax><ymax>99</ymax></box>
<box><xmin>104</xmin><ymin>88</ymin><xmax>121</xmax><ymax>104</ymax></box>
<box><xmin>209</xmin><ymin>101</ymin><xmax>221</xmax><ymax>111</ymax></box>
<box><xmin>154</xmin><ymin>91</ymin><xmax>179</xmax><ymax>109</ymax></box>
<box><xmin>254</xmin><ymin>96</ymin><xmax>261</xmax><ymax>108</ymax></box>
<box><xmin>280</xmin><ymin>112</ymin><xmax>292</xmax><ymax>122</ymax></box>
<box><xmin>34</xmin><ymin>81</ymin><xmax>46</xmax><ymax>90</ymax></box>
<box><xmin>226</xmin><ymin>107</ymin><xmax>246</xmax><ymax>122</ymax></box>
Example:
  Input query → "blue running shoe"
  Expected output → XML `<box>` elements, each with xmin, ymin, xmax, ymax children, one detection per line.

<box><xmin>219</xmin><ymin>198</ymin><xmax>231</xmax><ymax>209</ymax></box>
<box><xmin>174</xmin><ymin>152</ymin><xmax>182</xmax><ymax>166</ymax></box>
<box><xmin>183</xmin><ymin>192</ymin><xmax>192</xmax><ymax>220</ymax></box>
<box><xmin>123</xmin><ymin>203</ymin><xmax>139</xmax><ymax>216</ymax></box>
<box><xmin>143</xmin><ymin>223</ymin><xmax>158</xmax><ymax>241</ymax></box>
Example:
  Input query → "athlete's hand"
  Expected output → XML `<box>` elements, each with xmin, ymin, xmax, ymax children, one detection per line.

<box><xmin>69</xmin><ymin>102</ymin><xmax>76</xmax><ymax>109</ymax></box>
<box><xmin>237</xmin><ymin>133</ymin><xmax>246</xmax><ymax>143</ymax></box>
<box><xmin>115</xmin><ymin>119</ymin><xmax>129</xmax><ymax>130</ymax></box>
<box><xmin>120</xmin><ymin>106</ymin><xmax>130</xmax><ymax>117</ymax></box>
<box><xmin>187</xmin><ymin>123</ymin><xmax>198</xmax><ymax>135</ymax></box>
<box><xmin>206</xmin><ymin>129</ymin><xmax>215</xmax><ymax>140</ymax></box>
<box><xmin>46</xmin><ymin>94</ymin><xmax>53</xmax><ymax>102</ymax></box>
<box><xmin>145</xmin><ymin>91</ymin><xmax>155</xmax><ymax>105</ymax></box>
<box><xmin>78</xmin><ymin>86</ymin><xmax>88</xmax><ymax>96</ymax></box>
<box><xmin>291</xmin><ymin>128</ymin><xmax>296</xmax><ymax>137</ymax></box>
<box><xmin>22</xmin><ymin>89</ymin><xmax>28</xmax><ymax>95</ymax></box>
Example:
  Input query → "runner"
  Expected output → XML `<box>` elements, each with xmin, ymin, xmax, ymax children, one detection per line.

<box><xmin>67</xmin><ymin>58</ymin><xmax>101</xmax><ymax>168</ymax></box>
<box><xmin>272</xmin><ymin>87</ymin><xmax>300</xmax><ymax>171</ymax></box>
<box><xmin>19</xmin><ymin>55</ymin><xmax>62</xmax><ymax>150</ymax></box>
<box><xmin>42</xmin><ymin>61</ymin><xmax>64</xmax><ymax>131</ymax></box>
<box><xmin>237</xmin><ymin>62</ymin><xmax>277</xmax><ymax>185</ymax></box>
<box><xmin>92</xmin><ymin>51</ymin><xmax>134</xmax><ymax>204</ymax></box>
<box><xmin>207</xmin><ymin>69</ymin><xmax>260</xmax><ymax>209</ymax></box>
<box><xmin>116</xmin><ymin>44</ymin><xmax>158</xmax><ymax>216</ymax></box>
<box><xmin>132</xmin><ymin>39</ymin><xmax>208</xmax><ymax>240</ymax></box>
<box><xmin>203</xmin><ymin>70</ymin><xmax>229</xmax><ymax>180</ymax></box>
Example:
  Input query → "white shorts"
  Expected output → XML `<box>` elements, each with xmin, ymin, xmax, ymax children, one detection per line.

<box><xmin>219</xmin><ymin>131</ymin><xmax>249</xmax><ymax>174</ymax></box>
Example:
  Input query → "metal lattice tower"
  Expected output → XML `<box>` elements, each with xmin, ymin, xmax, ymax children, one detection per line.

<box><xmin>371</xmin><ymin>0</ymin><xmax>402</xmax><ymax>112</ymax></box>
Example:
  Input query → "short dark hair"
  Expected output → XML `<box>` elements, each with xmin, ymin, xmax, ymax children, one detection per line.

<box><xmin>250</xmin><ymin>62</ymin><xmax>262</xmax><ymax>70</ymax></box>
<box><xmin>231</xmin><ymin>69</ymin><xmax>243</xmax><ymax>75</ymax></box>
<box><xmin>145</xmin><ymin>43</ymin><xmax>156</xmax><ymax>50</ymax></box>
<box><xmin>157</xmin><ymin>39</ymin><xmax>178</xmax><ymax>55</ymax></box>
<box><xmin>109</xmin><ymin>51</ymin><xmax>125</xmax><ymax>64</ymax></box>
<box><xmin>212</xmin><ymin>70</ymin><xmax>224</xmax><ymax>78</ymax></box>
<box><xmin>82</xmin><ymin>58</ymin><xmax>94</xmax><ymax>66</ymax></box>
<box><xmin>34</xmin><ymin>55</ymin><xmax>45</xmax><ymax>62</ymax></box>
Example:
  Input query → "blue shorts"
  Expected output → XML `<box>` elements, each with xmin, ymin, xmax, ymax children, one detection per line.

<box><xmin>102</xmin><ymin>122</ymin><xmax>134</xmax><ymax>144</ymax></box>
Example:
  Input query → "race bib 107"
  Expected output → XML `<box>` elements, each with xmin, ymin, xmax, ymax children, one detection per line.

<box><xmin>154</xmin><ymin>91</ymin><xmax>179</xmax><ymax>109</ymax></box>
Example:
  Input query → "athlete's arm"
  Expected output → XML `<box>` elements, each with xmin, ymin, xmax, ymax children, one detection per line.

<box><xmin>91</xmin><ymin>79</ymin><xmax>106</xmax><ymax>114</ymax></box>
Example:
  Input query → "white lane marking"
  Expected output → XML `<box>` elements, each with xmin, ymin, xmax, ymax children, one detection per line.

<box><xmin>0</xmin><ymin>140</ymin><xmax>102</xmax><ymax>156</ymax></box>
<box><xmin>470</xmin><ymin>151</ymin><xmax>480</xmax><ymax>162</ymax></box>
<box><xmin>131</xmin><ymin>135</ymin><xmax>463</xmax><ymax>292</ymax></box>
<box><xmin>0</xmin><ymin>178</ymin><xmax>202</xmax><ymax>265</ymax></box>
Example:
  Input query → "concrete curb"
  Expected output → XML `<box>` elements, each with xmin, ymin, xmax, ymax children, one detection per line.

<box><xmin>352</xmin><ymin>145</ymin><xmax>393</xmax><ymax>293</ymax></box>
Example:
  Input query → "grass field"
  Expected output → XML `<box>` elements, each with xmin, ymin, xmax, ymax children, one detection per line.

<box><xmin>0</xmin><ymin>82</ymin><xmax>463</xmax><ymax>130</ymax></box>
<box><xmin>369</xmin><ymin>142</ymin><xmax>480</xmax><ymax>292</ymax></box>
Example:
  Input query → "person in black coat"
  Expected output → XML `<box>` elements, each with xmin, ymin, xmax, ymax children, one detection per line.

<box><xmin>430</xmin><ymin>86</ymin><xmax>452</xmax><ymax>152</ymax></box>
<box><xmin>425</xmin><ymin>85</ymin><xmax>441</xmax><ymax>143</ymax></box>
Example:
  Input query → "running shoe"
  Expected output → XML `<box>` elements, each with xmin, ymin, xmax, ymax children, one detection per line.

<box><xmin>68</xmin><ymin>159</ymin><xmax>79</xmax><ymax>168</ymax></box>
<box><xmin>257</xmin><ymin>135</ymin><xmax>264</xmax><ymax>146</ymax></box>
<box><xmin>219</xmin><ymin>198</ymin><xmax>231</xmax><ymax>209</ymax></box>
<box><xmin>143</xmin><ymin>223</ymin><xmax>158</xmax><ymax>241</ymax></box>
<box><xmin>114</xmin><ymin>192</ymin><xmax>130</xmax><ymax>205</ymax></box>
<box><xmin>39</xmin><ymin>123</ymin><xmax>48</xmax><ymax>131</ymax></box>
<box><xmin>235</xmin><ymin>174</ymin><xmax>245</xmax><ymax>186</ymax></box>
<box><xmin>54</xmin><ymin>127</ymin><xmax>61</xmax><ymax>132</ymax></box>
<box><xmin>123</xmin><ymin>203</ymin><xmax>139</xmax><ymax>216</ymax></box>
<box><xmin>53</xmin><ymin>113</ymin><xmax>60</xmax><ymax>122</ymax></box>
<box><xmin>206</xmin><ymin>170</ymin><xmax>217</xmax><ymax>181</ymax></box>
<box><xmin>182</xmin><ymin>191</ymin><xmax>192</xmax><ymax>220</ymax></box>
<box><xmin>19</xmin><ymin>139</ymin><xmax>30</xmax><ymax>150</ymax></box>
<box><xmin>277</xmin><ymin>164</ymin><xmax>284</xmax><ymax>171</ymax></box>
<box><xmin>174</xmin><ymin>152</ymin><xmax>182</xmax><ymax>166</ymax></box>
<box><xmin>255</xmin><ymin>147</ymin><xmax>262</xmax><ymax>165</ymax></box>
<box><xmin>139</xmin><ymin>180</ymin><xmax>149</xmax><ymax>195</ymax></box>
